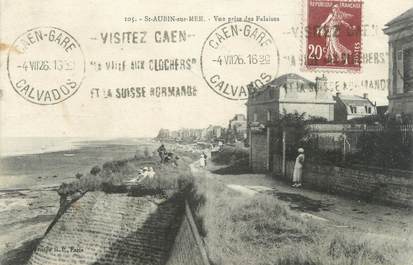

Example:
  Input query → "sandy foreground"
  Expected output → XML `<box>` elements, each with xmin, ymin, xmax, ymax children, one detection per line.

<box><xmin>0</xmin><ymin>187</ymin><xmax>59</xmax><ymax>259</ymax></box>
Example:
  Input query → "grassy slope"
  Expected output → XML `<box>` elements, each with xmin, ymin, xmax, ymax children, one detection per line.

<box><xmin>13</xmin><ymin>141</ymin><xmax>410</xmax><ymax>265</ymax></box>
<box><xmin>191</xmin><ymin>173</ymin><xmax>413</xmax><ymax>265</ymax></box>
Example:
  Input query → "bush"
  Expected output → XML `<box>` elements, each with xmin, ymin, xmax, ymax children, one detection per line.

<box><xmin>59</xmin><ymin>152</ymin><xmax>195</xmax><ymax>197</ymax></box>
<box><xmin>102</xmin><ymin>159</ymin><xmax>128</xmax><ymax>173</ymax></box>
<box><xmin>280</xmin><ymin>112</ymin><xmax>413</xmax><ymax>170</ymax></box>
<box><xmin>212</xmin><ymin>146</ymin><xmax>249</xmax><ymax>165</ymax></box>
<box><xmin>90</xmin><ymin>166</ymin><xmax>101</xmax><ymax>176</ymax></box>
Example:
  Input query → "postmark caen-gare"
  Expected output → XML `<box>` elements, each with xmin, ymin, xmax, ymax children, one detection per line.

<box><xmin>201</xmin><ymin>21</ymin><xmax>279</xmax><ymax>100</ymax></box>
<box><xmin>7</xmin><ymin>27</ymin><xmax>85</xmax><ymax>105</ymax></box>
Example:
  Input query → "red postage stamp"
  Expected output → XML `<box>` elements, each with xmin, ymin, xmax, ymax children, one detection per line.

<box><xmin>305</xmin><ymin>0</ymin><xmax>362</xmax><ymax>71</ymax></box>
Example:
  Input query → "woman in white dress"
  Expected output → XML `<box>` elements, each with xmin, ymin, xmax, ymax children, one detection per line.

<box><xmin>199</xmin><ymin>154</ymin><xmax>206</xmax><ymax>168</ymax></box>
<box><xmin>293</xmin><ymin>148</ymin><xmax>305</xmax><ymax>187</ymax></box>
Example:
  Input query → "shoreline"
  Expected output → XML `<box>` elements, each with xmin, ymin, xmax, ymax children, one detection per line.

<box><xmin>0</xmin><ymin>138</ymin><xmax>155</xmax><ymax>189</ymax></box>
<box><xmin>0</xmin><ymin>138</ymin><xmax>160</xmax><ymax>264</ymax></box>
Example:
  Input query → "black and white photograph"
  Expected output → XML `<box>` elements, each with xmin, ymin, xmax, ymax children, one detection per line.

<box><xmin>0</xmin><ymin>0</ymin><xmax>412</xmax><ymax>264</ymax></box>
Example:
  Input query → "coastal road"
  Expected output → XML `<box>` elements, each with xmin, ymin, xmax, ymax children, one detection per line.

<box><xmin>190</xmin><ymin>162</ymin><xmax>413</xmax><ymax>241</ymax></box>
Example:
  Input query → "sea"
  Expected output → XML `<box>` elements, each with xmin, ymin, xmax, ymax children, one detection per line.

<box><xmin>0</xmin><ymin>137</ymin><xmax>113</xmax><ymax>157</ymax></box>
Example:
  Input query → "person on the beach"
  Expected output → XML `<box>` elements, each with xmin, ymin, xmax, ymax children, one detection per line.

<box><xmin>171</xmin><ymin>154</ymin><xmax>179</xmax><ymax>167</ymax></box>
<box><xmin>157</xmin><ymin>144</ymin><xmax>166</xmax><ymax>163</ymax></box>
<box><xmin>292</xmin><ymin>148</ymin><xmax>305</xmax><ymax>187</ymax></box>
<box><xmin>147</xmin><ymin>167</ymin><xmax>155</xmax><ymax>179</ymax></box>
<box><xmin>218</xmin><ymin>141</ymin><xmax>224</xmax><ymax>151</ymax></box>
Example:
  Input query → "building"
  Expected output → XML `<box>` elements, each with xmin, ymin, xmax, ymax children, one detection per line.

<box><xmin>377</xmin><ymin>105</ymin><xmax>388</xmax><ymax>117</ymax></box>
<box><xmin>189</xmin><ymin>129</ymin><xmax>203</xmax><ymax>140</ymax></box>
<box><xmin>246</xmin><ymin>73</ymin><xmax>335</xmax><ymax>172</ymax></box>
<box><xmin>203</xmin><ymin>125</ymin><xmax>225</xmax><ymax>141</ymax></box>
<box><xmin>211</xmin><ymin>125</ymin><xmax>224</xmax><ymax>139</ymax></box>
<box><xmin>169</xmin><ymin>130</ymin><xmax>180</xmax><ymax>139</ymax></box>
<box><xmin>228</xmin><ymin>114</ymin><xmax>247</xmax><ymax>141</ymax></box>
<box><xmin>383</xmin><ymin>7</ymin><xmax>413</xmax><ymax>115</ymax></box>
<box><xmin>247</xmin><ymin>73</ymin><xmax>335</xmax><ymax>124</ymax></box>
<box><xmin>333</xmin><ymin>93</ymin><xmax>377</xmax><ymax>121</ymax></box>
<box><xmin>156</xmin><ymin>128</ymin><xmax>170</xmax><ymax>139</ymax></box>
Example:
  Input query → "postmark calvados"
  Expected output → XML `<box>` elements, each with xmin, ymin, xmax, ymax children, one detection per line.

<box><xmin>7</xmin><ymin>27</ymin><xmax>85</xmax><ymax>105</ymax></box>
<box><xmin>305</xmin><ymin>0</ymin><xmax>362</xmax><ymax>71</ymax></box>
<box><xmin>201</xmin><ymin>21</ymin><xmax>279</xmax><ymax>100</ymax></box>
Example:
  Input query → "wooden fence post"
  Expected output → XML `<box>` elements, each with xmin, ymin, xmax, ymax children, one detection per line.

<box><xmin>266</xmin><ymin>127</ymin><xmax>271</xmax><ymax>171</ymax></box>
<box><xmin>282</xmin><ymin>130</ymin><xmax>286</xmax><ymax>177</ymax></box>
<box><xmin>342</xmin><ymin>134</ymin><xmax>347</xmax><ymax>163</ymax></box>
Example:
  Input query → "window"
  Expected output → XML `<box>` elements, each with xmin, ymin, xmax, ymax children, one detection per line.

<box><xmin>269</xmin><ymin>88</ymin><xmax>274</xmax><ymax>98</ymax></box>
<box><xmin>403</xmin><ymin>48</ymin><xmax>413</xmax><ymax>92</ymax></box>
<box><xmin>397</xmin><ymin>50</ymin><xmax>403</xmax><ymax>60</ymax></box>
<box><xmin>253</xmin><ymin>113</ymin><xmax>258</xmax><ymax>122</ymax></box>
<box><xmin>349</xmin><ymin>105</ymin><xmax>357</xmax><ymax>114</ymax></box>
<box><xmin>267</xmin><ymin>110</ymin><xmax>271</xmax><ymax>121</ymax></box>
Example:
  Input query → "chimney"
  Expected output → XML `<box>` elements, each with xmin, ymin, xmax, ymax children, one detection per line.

<box><xmin>363</xmin><ymin>93</ymin><xmax>368</xmax><ymax>99</ymax></box>
<box><xmin>315</xmin><ymin>74</ymin><xmax>328</xmax><ymax>91</ymax></box>
<box><xmin>336</xmin><ymin>92</ymin><xmax>341</xmax><ymax>97</ymax></box>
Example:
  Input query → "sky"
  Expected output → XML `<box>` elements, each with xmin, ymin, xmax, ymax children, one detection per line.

<box><xmin>0</xmin><ymin>0</ymin><xmax>412</xmax><ymax>138</ymax></box>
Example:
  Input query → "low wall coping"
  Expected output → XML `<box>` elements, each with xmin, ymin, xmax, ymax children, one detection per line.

<box><xmin>185</xmin><ymin>200</ymin><xmax>210</xmax><ymax>265</ymax></box>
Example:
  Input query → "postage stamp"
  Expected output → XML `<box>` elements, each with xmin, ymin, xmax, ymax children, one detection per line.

<box><xmin>7</xmin><ymin>27</ymin><xmax>85</xmax><ymax>105</ymax></box>
<box><xmin>201</xmin><ymin>21</ymin><xmax>279</xmax><ymax>100</ymax></box>
<box><xmin>305</xmin><ymin>0</ymin><xmax>362</xmax><ymax>71</ymax></box>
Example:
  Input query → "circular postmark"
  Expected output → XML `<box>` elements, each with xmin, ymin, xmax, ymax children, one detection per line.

<box><xmin>7</xmin><ymin>27</ymin><xmax>85</xmax><ymax>105</ymax></box>
<box><xmin>201</xmin><ymin>21</ymin><xmax>279</xmax><ymax>100</ymax></box>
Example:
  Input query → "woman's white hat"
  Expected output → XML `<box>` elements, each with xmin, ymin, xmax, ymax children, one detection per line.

<box><xmin>298</xmin><ymin>148</ymin><xmax>304</xmax><ymax>153</ymax></box>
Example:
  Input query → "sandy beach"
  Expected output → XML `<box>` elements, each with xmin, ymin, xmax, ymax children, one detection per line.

<box><xmin>0</xmin><ymin>138</ymin><xmax>158</xmax><ymax>265</ymax></box>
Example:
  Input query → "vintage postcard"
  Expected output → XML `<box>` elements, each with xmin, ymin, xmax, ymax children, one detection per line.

<box><xmin>0</xmin><ymin>0</ymin><xmax>412</xmax><ymax>264</ymax></box>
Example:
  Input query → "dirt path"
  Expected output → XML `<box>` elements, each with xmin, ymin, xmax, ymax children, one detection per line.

<box><xmin>190</xmin><ymin>162</ymin><xmax>413</xmax><ymax>241</ymax></box>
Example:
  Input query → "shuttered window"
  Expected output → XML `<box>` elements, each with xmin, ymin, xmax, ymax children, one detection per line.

<box><xmin>403</xmin><ymin>48</ymin><xmax>413</xmax><ymax>92</ymax></box>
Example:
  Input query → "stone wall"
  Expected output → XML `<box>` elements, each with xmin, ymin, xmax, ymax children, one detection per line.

<box><xmin>166</xmin><ymin>202</ymin><xmax>209</xmax><ymax>265</ymax></box>
<box><xmin>273</xmin><ymin>155</ymin><xmax>413</xmax><ymax>207</ymax></box>
<box><xmin>28</xmin><ymin>191</ymin><xmax>184</xmax><ymax>265</ymax></box>
<box><xmin>250</xmin><ymin>132</ymin><xmax>268</xmax><ymax>172</ymax></box>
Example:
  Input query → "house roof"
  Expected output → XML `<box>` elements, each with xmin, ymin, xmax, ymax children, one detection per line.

<box><xmin>249</xmin><ymin>73</ymin><xmax>334</xmax><ymax>104</ymax></box>
<box><xmin>267</xmin><ymin>73</ymin><xmax>315</xmax><ymax>87</ymax></box>
<box><xmin>385</xmin><ymin>7</ymin><xmax>413</xmax><ymax>27</ymax></box>
<box><xmin>383</xmin><ymin>7</ymin><xmax>413</xmax><ymax>36</ymax></box>
<box><xmin>336</xmin><ymin>95</ymin><xmax>374</xmax><ymax>106</ymax></box>
<box><xmin>251</xmin><ymin>73</ymin><xmax>314</xmax><ymax>96</ymax></box>
<box><xmin>230</xmin><ymin>114</ymin><xmax>246</xmax><ymax>122</ymax></box>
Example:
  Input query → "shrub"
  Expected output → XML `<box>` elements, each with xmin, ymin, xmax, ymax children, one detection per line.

<box><xmin>90</xmin><ymin>166</ymin><xmax>101</xmax><ymax>176</ymax></box>
<box><xmin>212</xmin><ymin>146</ymin><xmax>249</xmax><ymax>165</ymax></box>
<box><xmin>102</xmin><ymin>159</ymin><xmax>128</xmax><ymax>173</ymax></box>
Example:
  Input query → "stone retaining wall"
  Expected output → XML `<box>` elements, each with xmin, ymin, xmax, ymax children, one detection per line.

<box><xmin>28</xmin><ymin>191</ymin><xmax>184</xmax><ymax>265</ymax></box>
<box><xmin>166</xmin><ymin>202</ymin><xmax>209</xmax><ymax>265</ymax></box>
<box><xmin>273</xmin><ymin>155</ymin><xmax>413</xmax><ymax>207</ymax></box>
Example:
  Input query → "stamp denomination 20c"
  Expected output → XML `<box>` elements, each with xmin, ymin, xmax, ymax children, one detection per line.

<box><xmin>305</xmin><ymin>0</ymin><xmax>362</xmax><ymax>71</ymax></box>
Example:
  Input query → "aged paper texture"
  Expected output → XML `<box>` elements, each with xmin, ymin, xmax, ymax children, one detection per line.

<box><xmin>0</xmin><ymin>0</ymin><xmax>412</xmax><ymax>264</ymax></box>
